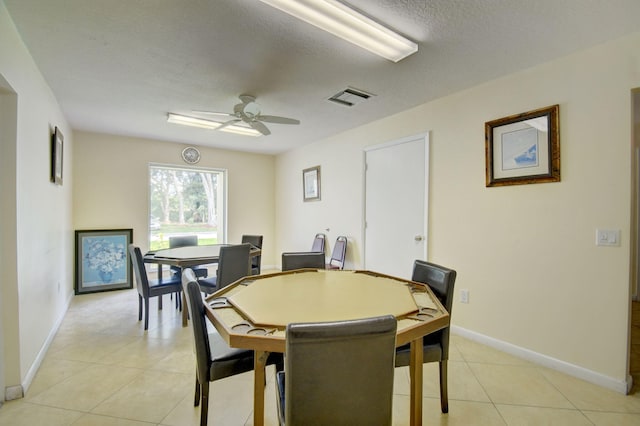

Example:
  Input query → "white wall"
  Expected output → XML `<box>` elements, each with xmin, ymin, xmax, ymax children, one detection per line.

<box><xmin>73</xmin><ymin>131</ymin><xmax>277</xmax><ymax>266</ymax></box>
<box><xmin>276</xmin><ymin>32</ymin><xmax>640</xmax><ymax>391</ymax></box>
<box><xmin>0</xmin><ymin>1</ymin><xmax>73</xmax><ymax>398</ymax></box>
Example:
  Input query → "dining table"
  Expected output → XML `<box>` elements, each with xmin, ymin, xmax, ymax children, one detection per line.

<box><xmin>203</xmin><ymin>268</ymin><xmax>450</xmax><ymax>426</ymax></box>
<box><xmin>143</xmin><ymin>243</ymin><xmax>261</xmax><ymax>326</ymax></box>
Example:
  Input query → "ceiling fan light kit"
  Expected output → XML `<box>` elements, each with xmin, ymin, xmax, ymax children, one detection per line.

<box><xmin>259</xmin><ymin>0</ymin><xmax>418</xmax><ymax>62</ymax></box>
<box><xmin>167</xmin><ymin>113</ymin><xmax>262</xmax><ymax>136</ymax></box>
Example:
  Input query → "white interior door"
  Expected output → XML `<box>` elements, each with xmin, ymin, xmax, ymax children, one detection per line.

<box><xmin>364</xmin><ymin>134</ymin><xmax>428</xmax><ymax>279</ymax></box>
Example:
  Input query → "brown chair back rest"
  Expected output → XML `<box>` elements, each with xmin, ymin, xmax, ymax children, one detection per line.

<box><xmin>284</xmin><ymin>315</ymin><xmax>397</xmax><ymax>425</ymax></box>
<box><xmin>216</xmin><ymin>243</ymin><xmax>251</xmax><ymax>289</ymax></box>
<box><xmin>128</xmin><ymin>244</ymin><xmax>150</xmax><ymax>297</ymax></box>
<box><xmin>411</xmin><ymin>260</ymin><xmax>457</xmax><ymax>358</ymax></box>
<box><xmin>242</xmin><ymin>234</ymin><xmax>263</xmax><ymax>272</ymax></box>
<box><xmin>169</xmin><ymin>235</ymin><xmax>198</xmax><ymax>248</ymax></box>
<box><xmin>182</xmin><ymin>269</ymin><xmax>212</xmax><ymax>386</ymax></box>
<box><xmin>281</xmin><ymin>252</ymin><xmax>326</xmax><ymax>271</ymax></box>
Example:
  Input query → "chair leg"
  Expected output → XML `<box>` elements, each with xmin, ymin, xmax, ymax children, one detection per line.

<box><xmin>138</xmin><ymin>295</ymin><xmax>143</xmax><ymax>321</ymax></box>
<box><xmin>158</xmin><ymin>294</ymin><xmax>163</xmax><ymax>310</ymax></box>
<box><xmin>200</xmin><ymin>381</ymin><xmax>209</xmax><ymax>426</ymax></box>
<box><xmin>194</xmin><ymin>374</ymin><xmax>201</xmax><ymax>407</ymax></box>
<box><xmin>439</xmin><ymin>360</ymin><xmax>449</xmax><ymax>413</ymax></box>
<box><xmin>144</xmin><ymin>297</ymin><xmax>150</xmax><ymax>330</ymax></box>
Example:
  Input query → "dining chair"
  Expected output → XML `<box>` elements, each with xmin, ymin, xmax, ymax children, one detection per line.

<box><xmin>128</xmin><ymin>244</ymin><xmax>182</xmax><ymax>330</ymax></box>
<box><xmin>276</xmin><ymin>315</ymin><xmax>397</xmax><ymax>426</ymax></box>
<box><xmin>241</xmin><ymin>234</ymin><xmax>263</xmax><ymax>275</ymax></box>
<box><xmin>281</xmin><ymin>251</ymin><xmax>326</xmax><ymax>271</ymax></box>
<box><xmin>326</xmin><ymin>235</ymin><xmax>347</xmax><ymax>270</ymax></box>
<box><xmin>182</xmin><ymin>268</ymin><xmax>282</xmax><ymax>426</ymax></box>
<box><xmin>395</xmin><ymin>259</ymin><xmax>457</xmax><ymax>413</ymax></box>
<box><xmin>311</xmin><ymin>233</ymin><xmax>325</xmax><ymax>253</ymax></box>
<box><xmin>198</xmin><ymin>243</ymin><xmax>251</xmax><ymax>294</ymax></box>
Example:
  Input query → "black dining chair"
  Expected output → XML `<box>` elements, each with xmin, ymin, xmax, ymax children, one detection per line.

<box><xmin>198</xmin><ymin>243</ymin><xmax>251</xmax><ymax>294</ymax></box>
<box><xmin>311</xmin><ymin>233</ymin><xmax>325</xmax><ymax>253</ymax></box>
<box><xmin>128</xmin><ymin>244</ymin><xmax>182</xmax><ymax>330</ymax></box>
<box><xmin>241</xmin><ymin>234</ymin><xmax>263</xmax><ymax>275</ymax></box>
<box><xmin>276</xmin><ymin>315</ymin><xmax>397</xmax><ymax>426</ymax></box>
<box><xmin>395</xmin><ymin>259</ymin><xmax>457</xmax><ymax>413</ymax></box>
<box><xmin>281</xmin><ymin>251</ymin><xmax>326</xmax><ymax>271</ymax></box>
<box><xmin>182</xmin><ymin>268</ymin><xmax>282</xmax><ymax>426</ymax></box>
<box><xmin>326</xmin><ymin>235</ymin><xmax>347</xmax><ymax>270</ymax></box>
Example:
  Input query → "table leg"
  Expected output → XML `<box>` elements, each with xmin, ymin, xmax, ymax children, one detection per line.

<box><xmin>409</xmin><ymin>338</ymin><xmax>423</xmax><ymax>426</ymax></box>
<box><xmin>253</xmin><ymin>350</ymin><xmax>268</xmax><ymax>426</ymax></box>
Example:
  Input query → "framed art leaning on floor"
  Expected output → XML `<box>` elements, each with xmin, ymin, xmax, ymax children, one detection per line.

<box><xmin>74</xmin><ymin>228</ymin><xmax>133</xmax><ymax>294</ymax></box>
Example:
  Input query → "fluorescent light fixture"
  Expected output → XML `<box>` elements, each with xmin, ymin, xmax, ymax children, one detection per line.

<box><xmin>167</xmin><ymin>113</ymin><xmax>262</xmax><ymax>136</ymax></box>
<box><xmin>259</xmin><ymin>0</ymin><xmax>417</xmax><ymax>62</ymax></box>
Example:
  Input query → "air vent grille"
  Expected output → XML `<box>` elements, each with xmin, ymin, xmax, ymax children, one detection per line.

<box><xmin>328</xmin><ymin>87</ymin><xmax>375</xmax><ymax>107</ymax></box>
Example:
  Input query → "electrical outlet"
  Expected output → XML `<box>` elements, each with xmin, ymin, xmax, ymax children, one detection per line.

<box><xmin>460</xmin><ymin>289</ymin><xmax>469</xmax><ymax>304</ymax></box>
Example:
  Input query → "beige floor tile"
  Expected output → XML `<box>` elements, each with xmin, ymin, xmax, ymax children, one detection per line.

<box><xmin>27</xmin><ymin>364</ymin><xmax>143</xmax><ymax>412</ymax></box>
<box><xmin>47</xmin><ymin>333</ymin><xmax>139</xmax><ymax>364</ymax></box>
<box><xmin>539</xmin><ymin>368</ymin><xmax>640</xmax><ymax>413</ymax></box>
<box><xmin>452</xmin><ymin>336</ymin><xmax>532</xmax><ymax>366</ymax></box>
<box><xmin>24</xmin><ymin>358</ymin><xmax>93</xmax><ymax>399</ymax></box>
<box><xmin>468</xmin><ymin>363</ymin><xmax>573</xmax><ymax>408</ymax></box>
<box><xmin>582</xmin><ymin>410</ymin><xmax>640</xmax><ymax>425</ymax></box>
<box><xmin>496</xmin><ymin>404</ymin><xmax>593</xmax><ymax>425</ymax></box>
<box><xmin>0</xmin><ymin>399</ymin><xmax>83</xmax><ymax>425</ymax></box>
<box><xmin>73</xmin><ymin>413</ymin><xmax>156</xmax><ymax>425</ymax></box>
<box><xmin>91</xmin><ymin>370</ymin><xmax>192</xmax><ymax>423</ymax></box>
<box><xmin>392</xmin><ymin>395</ymin><xmax>506</xmax><ymax>426</ymax></box>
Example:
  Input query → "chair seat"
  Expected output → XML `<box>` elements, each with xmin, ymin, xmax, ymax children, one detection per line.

<box><xmin>198</xmin><ymin>276</ymin><xmax>219</xmax><ymax>294</ymax></box>
<box><xmin>208</xmin><ymin>330</ymin><xmax>255</xmax><ymax>380</ymax></box>
<box><xmin>394</xmin><ymin>341</ymin><xmax>443</xmax><ymax>366</ymax></box>
<box><xmin>147</xmin><ymin>276</ymin><xmax>182</xmax><ymax>295</ymax></box>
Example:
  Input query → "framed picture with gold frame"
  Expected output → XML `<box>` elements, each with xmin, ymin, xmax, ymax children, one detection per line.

<box><xmin>485</xmin><ymin>104</ymin><xmax>560</xmax><ymax>187</ymax></box>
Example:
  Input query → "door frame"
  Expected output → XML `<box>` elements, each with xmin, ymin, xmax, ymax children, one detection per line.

<box><xmin>361</xmin><ymin>132</ymin><xmax>430</xmax><ymax>272</ymax></box>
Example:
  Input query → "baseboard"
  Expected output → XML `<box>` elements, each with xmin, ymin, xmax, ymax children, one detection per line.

<box><xmin>451</xmin><ymin>326</ymin><xmax>630</xmax><ymax>394</ymax></box>
<box><xmin>19</xmin><ymin>291</ymin><xmax>74</xmax><ymax>396</ymax></box>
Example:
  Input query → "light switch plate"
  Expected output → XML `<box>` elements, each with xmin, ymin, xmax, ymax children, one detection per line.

<box><xmin>596</xmin><ymin>229</ymin><xmax>620</xmax><ymax>246</ymax></box>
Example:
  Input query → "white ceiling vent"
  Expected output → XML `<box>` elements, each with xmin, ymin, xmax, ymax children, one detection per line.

<box><xmin>328</xmin><ymin>87</ymin><xmax>375</xmax><ymax>107</ymax></box>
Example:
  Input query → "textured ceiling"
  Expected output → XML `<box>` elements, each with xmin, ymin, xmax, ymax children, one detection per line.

<box><xmin>4</xmin><ymin>0</ymin><xmax>640</xmax><ymax>154</ymax></box>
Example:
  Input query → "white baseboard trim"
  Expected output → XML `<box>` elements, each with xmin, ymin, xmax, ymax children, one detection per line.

<box><xmin>451</xmin><ymin>326</ymin><xmax>631</xmax><ymax>394</ymax></box>
<box><xmin>19</xmin><ymin>291</ymin><xmax>74</xmax><ymax>396</ymax></box>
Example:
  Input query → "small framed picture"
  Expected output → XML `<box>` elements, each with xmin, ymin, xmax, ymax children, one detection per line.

<box><xmin>75</xmin><ymin>229</ymin><xmax>133</xmax><ymax>294</ymax></box>
<box><xmin>303</xmin><ymin>165</ymin><xmax>321</xmax><ymax>201</ymax></box>
<box><xmin>485</xmin><ymin>104</ymin><xmax>560</xmax><ymax>187</ymax></box>
<box><xmin>51</xmin><ymin>127</ymin><xmax>63</xmax><ymax>185</ymax></box>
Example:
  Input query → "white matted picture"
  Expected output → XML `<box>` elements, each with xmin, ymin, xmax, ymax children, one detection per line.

<box><xmin>485</xmin><ymin>104</ymin><xmax>560</xmax><ymax>187</ymax></box>
<box><xmin>303</xmin><ymin>165</ymin><xmax>321</xmax><ymax>201</ymax></box>
<box><xmin>75</xmin><ymin>229</ymin><xmax>133</xmax><ymax>294</ymax></box>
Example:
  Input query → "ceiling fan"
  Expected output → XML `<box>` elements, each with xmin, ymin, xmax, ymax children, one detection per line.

<box><xmin>194</xmin><ymin>95</ymin><xmax>300</xmax><ymax>136</ymax></box>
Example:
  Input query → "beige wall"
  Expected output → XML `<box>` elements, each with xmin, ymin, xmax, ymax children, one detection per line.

<box><xmin>73</xmin><ymin>132</ymin><xmax>277</xmax><ymax>266</ymax></box>
<box><xmin>276</xmin><ymin>32</ymin><xmax>640</xmax><ymax>391</ymax></box>
<box><xmin>0</xmin><ymin>1</ymin><xmax>73</xmax><ymax>397</ymax></box>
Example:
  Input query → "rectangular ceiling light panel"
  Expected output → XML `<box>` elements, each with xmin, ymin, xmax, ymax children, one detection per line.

<box><xmin>167</xmin><ymin>113</ymin><xmax>261</xmax><ymax>136</ymax></box>
<box><xmin>259</xmin><ymin>0</ymin><xmax>418</xmax><ymax>62</ymax></box>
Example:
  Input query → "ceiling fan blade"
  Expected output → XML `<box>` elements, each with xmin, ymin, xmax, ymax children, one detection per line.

<box><xmin>192</xmin><ymin>110</ymin><xmax>234</xmax><ymax>117</ymax></box>
<box><xmin>248</xmin><ymin>120</ymin><xmax>271</xmax><ymax>136</ymax></box>
<box><xmin>216</xmin><ymin>118</ymin><xmax>242</xmax><ymax>131</ymax></box>
<box><xmin>258</xmin><ymin>115</ymin><xmax>300</xmax><ymax>125</ymax></box>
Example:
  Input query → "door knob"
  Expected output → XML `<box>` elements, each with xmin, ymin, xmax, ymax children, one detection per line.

<box><xmin>414</xmin><ymin>235</ymin><xmax>424</xmax><ymax>242</ymax></box>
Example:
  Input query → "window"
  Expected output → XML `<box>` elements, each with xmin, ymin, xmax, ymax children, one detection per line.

<box><xmin>149</xmin><ymin>164</ymin><xmax>226</xmax><ymax>250</ymax></box>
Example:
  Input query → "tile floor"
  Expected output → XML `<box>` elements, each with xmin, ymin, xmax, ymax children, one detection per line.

<box><xmin>2</xmin><ymin>288</ymin><xmax>640</xmax><ymax>425</ymax></box>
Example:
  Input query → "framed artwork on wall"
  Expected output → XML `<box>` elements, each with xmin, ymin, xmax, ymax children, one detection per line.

<box><xmin>485</xmin><ymin>104</ymin><xmax>560</xmax><ymax>187</ymax></box>
<box><xmin>51</xmin><ymin>126</ymin><xmax>63</xmax><ymax>185</ymax></box>
<box><xmin>75</xmin><ymin>229</ymin><xmax>133</xmax><ymax>294</ymax></box>
<box><xmin>303</xmin><ymin>165</ymin><xmax>321</xmax><ymax>201</ymax></box>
